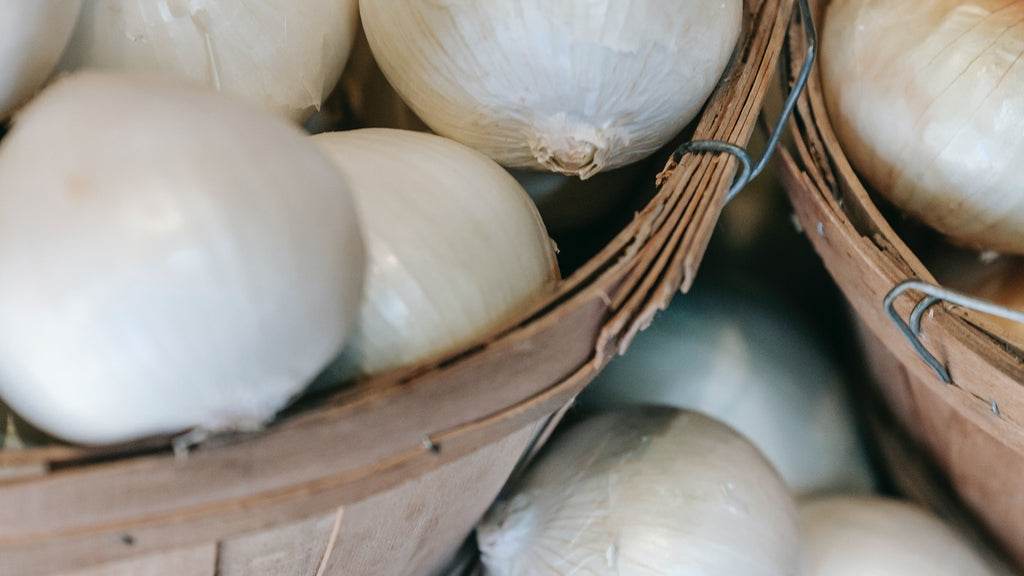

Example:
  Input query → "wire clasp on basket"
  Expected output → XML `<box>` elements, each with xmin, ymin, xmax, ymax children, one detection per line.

<box><xmin>672</xmin><ymin>0</ymin><xmax>816</xmax><ymax>203</ymax></box>
<box><xmin>884</xmin><ymin>279</ymin><xmax>1024</xmax><ymax>384</ymax></box>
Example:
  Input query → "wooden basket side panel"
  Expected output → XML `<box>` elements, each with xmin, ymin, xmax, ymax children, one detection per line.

<box><xmin>317</xmin><ymin>422</ymin><xmax>536</xmax><ymax>576</ymax></box>
<box><xmin>855</xmin><ymin>317</ymin><xmax>1024</xmax><ymax>567</ymax></box>
<box><xmin>209</xmin><ymin>421</ymin><xmax>536</xmax><ymax>576</ymax></box>
<box><xmin>56</xmin><ymin>545</ymin><xmax>217</xmax><ymax>576</ymax></box>
<box><xmin>51</xmin><ymin>421</ymin><xmax>535</xmax><ymax>576</ymax></box>
<box><xmin>216</xmin><ymin>510</ymin><xmax>341</xmax><ymax>576</ymax></box>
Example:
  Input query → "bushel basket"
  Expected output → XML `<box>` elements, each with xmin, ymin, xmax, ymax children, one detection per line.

<box><xmin>0</xmin><ymin>0</ymin><xmax>800</xmax><ymax>574</ymax></box>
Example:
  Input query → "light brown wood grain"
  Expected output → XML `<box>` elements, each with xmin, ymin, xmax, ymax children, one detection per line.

<box><xmin>55</xmin><ymin>544</ymin><xmax>216</xmax><ymax>576</ymax></box>
<box><xmin>216</xmin><ymin>510</ymin><xmax>341</xmax><ymax>576</ymax></box>
<box><xmin>318</xmin><ymin>424</ymin><xmax>535</xmax><ymax>576</ymax></box>
<box><xmin>857</xmin><ymin>321</ymin><xmax>1022</xmax><ymax>575</ymax></box>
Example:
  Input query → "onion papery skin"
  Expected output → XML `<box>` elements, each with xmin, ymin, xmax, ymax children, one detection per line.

<box><xmin>0</xmin><ymin>0</ymin><xmax>82</xmax><ymax>119</ymax></box>
<box><xmin>0</xmin><ymin>72</ymin><xmax>365</xmax><ymax>445</ymax></box>
<box><xmin>313</xmin><ymin>128</ymin><xmax>559</xmax><ymax>380</ymax></box>
<box><xmin>358</xmin><ymin>0</ymin><xmax>742</xmax><ymax>179</ymax></box>
<box><xmin>822</xmin><ymin>0</ymin><xmax>1024</xmax><ymax>254</ymax></box>
<box><xmin>799</xmin><ymin>496</ymin><xmax>998</xmax><ymax>576</ymax></box>
<box><xmin>477</xmin><ymin>406</ymin><xmax>801</xmax><ymax>576</ymax></box>
<box><xmin>60</xmin><ymin>0</ymin><xmax>359</xmax><ymax>122</ymax></box>
<box><xmin>579</xmin><ymin>281</ymin><xmax>874</xmax><ymax>497</ymax></box>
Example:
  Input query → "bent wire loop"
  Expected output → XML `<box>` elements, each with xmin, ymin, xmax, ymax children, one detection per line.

<box><xmin>673</xmin><ymin>0</ymin><xmax>816</xmax><ymax>204</ymax></box>
<box><xmin>885</xmin><ymin>279</ymin><xmax>1024</xmax><ymax>385</ymax></box>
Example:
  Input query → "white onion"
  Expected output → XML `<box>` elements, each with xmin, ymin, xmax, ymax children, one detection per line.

<box><xmin>0</xmin><ymin>72</ymin><xmax>365</xmax><ymax>445</ymax></box>
<box><xmin>477</xmin><ymin>406</ymin><xmax>801</xmax><ymax>576</ymax></box>
<box><xmin>59</xmin><ymin>0</ymin><xmax>359</xmax><ymax>122</ymax></box>
<box><xmin>822</xmin><ymin>0</ymin><xmax>1024</xmax><ymax>253</ymax></box>
<box><xmin>0</xmin><ymin>0</ymin><xmax>82</xmax><ymax>119</ymax></box>
<box><xmin>359</xmin><ymin>0</ymin><xmax>742</xmax><ymax>178</ymax></box>
<box><xmin>312</xmin><ymin>128</ymin><xmax>559</xmax><ymax>380</ymax></box>
<box><xmin>799</xmin><ymin>495</ymin><xmax>998</xmax><ymax>576</ymax></box>
<box><xmin>579</xmin><ymin>280</ymin><xmax>874</xmax><ymax>497</ymax></box>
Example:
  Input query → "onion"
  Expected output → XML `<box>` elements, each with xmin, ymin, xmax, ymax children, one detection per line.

<box><xmin>822</xmin><ymin>0</ymin><xmax>1024</xmax><ymax>254</ymax></box>
<box><xmin>477</xmin><ymin>406</ymin><xmax>801</xmax><ymax>576</ymax></box>
<box><xmin>579</xmin><ymin>280</ymin><xmax>874</xmax><ymax>497</ymax></box>
<box><xmin>59</xmin><ymin>0</ymin><xmax>359</xmax><ymax>122</ymax></box>
<box><xmin>312</xmin><ymin>128</ymin><xmax>559</xmax><ymax>380</ymax></box>
<box><xmin>0</xmin><ymin>72</ymin><xmax>365</xmax><ymax>445</ymax></box>
<box><xmin>359</xmin><ymin>0</ymin><xmax>742</xmax><ymax>178</ymax></box>
<box><xmin>799</xmin><ymin>495</ymin><xmax>999</xmax><ymax>576</ymax></box>
<box><xmin>0</xmin><ymin>0</ymin><xmax>82</xmax><ymax>119</ymax></box>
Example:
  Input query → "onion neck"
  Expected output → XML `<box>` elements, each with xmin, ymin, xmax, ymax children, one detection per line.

<box><xmin>528</xmin><ymin>116</ymin><xmax>613</xmax><ymax>180</ymax></box>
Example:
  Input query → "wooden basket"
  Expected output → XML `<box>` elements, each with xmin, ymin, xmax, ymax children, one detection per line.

<box><xmin>853</xmin><ymin>317</ymin><xmax>1023</xmax><ymax>574</ymax></box>
<box><xmin>0</xmin><ymin>1</ymin><xmax>796</xmax><ymax>574</ymax></box>
<box><xmin>778</xmin><ymin>0</ymin><xmax>1024</xmax><ymax>566</ymax></box>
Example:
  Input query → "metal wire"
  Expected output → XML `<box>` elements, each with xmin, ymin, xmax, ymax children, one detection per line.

<box><xmin>884</xmin><ymin>279</ymin><xmax>1024</xmax><ymax>384</ymax></box>
<box><xmin>674</xmin><ymin>140</ymin><xmax>753</xmax><ymax>203</ymax></box>
<box><xmin>673</xmin><ymin>0</ymin><xmax>816</xmax><ymax>203</ymax></box>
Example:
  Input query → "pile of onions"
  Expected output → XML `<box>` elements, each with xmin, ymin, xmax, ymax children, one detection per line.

<box><xmin>477</xmin><ymin>406</ymin><xmax>801</xmax><ymax>576</ymax></box>
<box><xmin>579</xmin><ymin>280</ymin><xmax>874</xmax><ymax>496</ymax></box>
<box><xmin>0</xmin><ymin>1</ymin><xmax>82</xmax><ymax>119</ymax></box>
<box><xmin>359</xmin><ymin>0</ymin><xmax>743</xmax><ymax>178</ymax></box>
<box><xmin>799</xmin><ymin>495</ymin><xmax>1000</xmax><ymax>576</ymax></box>
<box><xmin>312</xmin><ymin>128</ymin><xmax>560</xmax><ymax>380</ymax></box>
<box><xmin>821</xmin><ymin>0</ymin><xmax>1024</xmax><ymax>254</ymax></box>
<box><xmin>0</xmin><ymin>72</ymin><xmax>365</xmax><ymax>445</ymax></box>
<box><xmin>59</xmin><ymin>0</ymin><xmax>360</xmax><ymax>122</ymax></box>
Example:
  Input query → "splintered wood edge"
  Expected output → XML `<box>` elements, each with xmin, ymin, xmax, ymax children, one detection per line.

<box><xmin>630</xmin><ymin>0</ymin><xmax>797</xmax><ymax>345</ymax></box>
<box><xmin>604</xmin><ymin>0</ymin><xmax>796</xmax><ymax>356</ymax></box>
